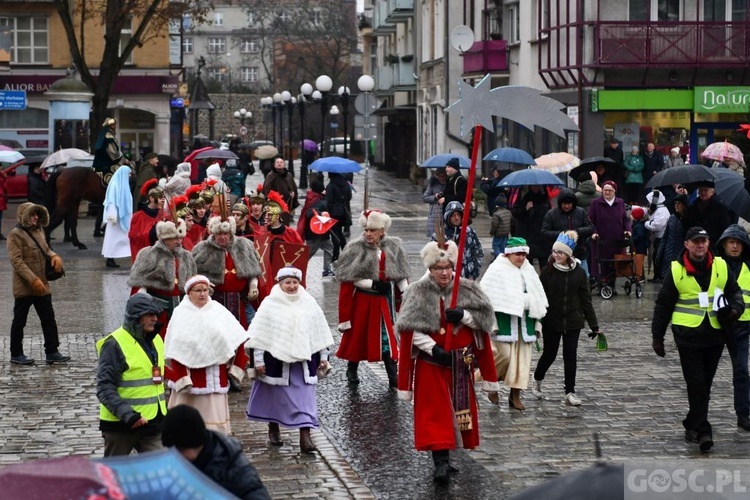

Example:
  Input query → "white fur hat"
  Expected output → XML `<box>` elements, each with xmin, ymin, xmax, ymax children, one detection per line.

<box><xmin>206</xmin><ymin>163</ymin><xmax>222</xmax><ymax>179</ymax></box>
<box><xmin>207</xmin><ymin>215</ymin><xmax>236</xmax><ymax>235</ymax></box>
<box><xmin>276</xmin><ymin>266</ymin><xmax>303</xmax><ymax>282</ymax></box>
<box><xmin>184</xmin><ymin>274</ymin><xmax>215</xmax><ymax>294</ymax></box>
<box><xmin>156</xmin><ymin>219</ymin><xmax>186</xmax><ymax>240</ymax></box>
<box><xmin>421</xmin><ymin>240</ymin><xmax>458</xmax><ymax>268</ymax></box>
<box><xmin>358</xmin><ymin>209</ymin><xmax>391</xmax><ymax>231</ymax></box>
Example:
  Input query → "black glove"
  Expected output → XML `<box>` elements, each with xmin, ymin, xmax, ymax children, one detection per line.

<box><xmin>445</xmin><ymin>308</ymin><xmax>465</xmax><ymax>324</ymax></box>
<box><xmin>431</xmin><ymin>345</ymin><xmax>453</xmax><ymax>367</ymax></box>
<box><xmin>371</xmin><ymin>280</ymin><xmax>391</xmax><ymax>294</ymax></box>
<box><xmin>652</xmin><ymin>339</ymin><xmax>665</xmax><ymax>357</ymax></box>
<box><xmin>587</xmin><ymin>329</ymin><xmax>600</xmax><ymax>339</ymax></box>
<box><xmin>717</xmin><ymin>305</ymin><xmax>740</xmax><ymax>325</ymax></box>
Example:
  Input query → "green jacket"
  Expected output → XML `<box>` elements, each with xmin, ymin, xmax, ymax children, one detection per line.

<box><xmin>624</xmin><ymin>154</ymin><xmax>645</xmax><ymax>184</ymax></box>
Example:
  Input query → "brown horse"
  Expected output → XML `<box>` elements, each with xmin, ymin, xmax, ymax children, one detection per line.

<box><xmin>46</xmin><ymin>167</ymin><xmax>107</xmax><ymax>250</ymax></box>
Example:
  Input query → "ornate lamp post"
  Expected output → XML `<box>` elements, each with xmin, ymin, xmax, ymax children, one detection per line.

<box><xmin>272</xmin><ymin>92</ymin><xmax>283</xmax><ymax>148</ymax></box>
<box><xmin>260</xmin><ymin>97</ymin><xmax>272</xmax><ymax>140</ymax></box>
<box><xmin>233</xmin><ymin>108</ymin><xmax>251</xmax><ymax>141</ymax></box>
<box><xmin>282</xmin><ymin>90</ymin><xmax>294</xmax><ymax>175</ymax></box>
<box><xmin>298</xmin><ymin>82</ymin><xmax>313</xmax><ymax>189</ymax></box>
<box><xmin>315</xmin><ymin>75</ymin><xmax>333</xmax><ymax>157</ymax></box>
<box><xmin>329</xmin><ymin>105</ymin><xmax>339</xmax><ymax>150</ymax></box>
<box><xmin>357</xmin><ymin>74</ymin><xmax>376</xmax><ymax>201</ymax></box>
<box><xmin>337</xmin><ymin>86</ymin><xmax>350</xmax><ymax>157</ymax></box>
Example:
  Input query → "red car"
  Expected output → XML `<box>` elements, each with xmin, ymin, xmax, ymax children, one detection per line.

<box><xmin>5</xmin><ymin>163</ymin><xmax>28</xmax><ymax>199</ymax></box>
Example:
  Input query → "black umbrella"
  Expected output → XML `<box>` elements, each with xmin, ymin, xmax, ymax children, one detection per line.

<box><xmin>711</xmin><ymin>168</ymin><xmax>750</xmax><ymax>220</ymax></box>
<box><xmin>510</xmin><ymin>463</ymin><xmax>624</xmax><ymax>500</ymax></box>
<box><xmin>570</xmin><ymin>156</ymin><xmax>617</xmax><ymax>181</ymax></box>
<box><xmin>645</xmin><ymin>164</ymin><xmax>715</xmax><ymax>189</ymax></box>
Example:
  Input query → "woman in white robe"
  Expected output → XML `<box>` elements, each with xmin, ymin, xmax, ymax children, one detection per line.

<box><xmin>101</xmin><ymin>165</ymin><xmax>132</xmax><ymax>267</ymax></box>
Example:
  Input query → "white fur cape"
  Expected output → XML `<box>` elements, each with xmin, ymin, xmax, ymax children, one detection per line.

<box><xmin>247</xmin><ymin>284</ymin><xmax>334</xmax><ymax>363</ymax></box>
<box><xmin>164</xmin><ymin>296</ymin><xmax>250</xmax><ymax>368</ymax></box>
<box><xmin>479</xmin><ymin>255</ymin><xmax>548</xmax><ymax>319</ymax></box>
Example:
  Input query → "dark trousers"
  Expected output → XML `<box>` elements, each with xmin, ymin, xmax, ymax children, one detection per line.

<box><xmin>534</xmin><ymin>329</ymin><xmax>581</xmax><ymax>394</ymax></box>
<box><xmin>676</xmin><ymin>343</ymin><xmax>724</xmax><ymax>437</ymax></box>
<box><xmin>330</xmin><ymin>221</ymin><xmax>347</xmax><ymax>261</ymax></box>
<box><xmin>10</xmin><ymin>294</ymin><xmax>60</xmax><ymax>357</ymax></box>
<box><xmin>727</xmin><ymin>323</ymin><xmax>750</xmax><ymax>418</ymax></box>
<box><xmin>652</xmin><ymin>238</ymin><xmax>662</xmax><ymax>279</ymax></box>
<box><xmin>102</xmin><ymin>430</ymin><xmax>163</xmax><ymax>457</ymax></box>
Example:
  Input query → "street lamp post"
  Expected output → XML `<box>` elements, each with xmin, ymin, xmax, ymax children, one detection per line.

<box><xmin>315</xmin><ymin>75</ymin><xmax>333</xmax><ymax>158</ymax></box>
<box><xmin>282</xmin><ymin>90</ymin><xmax>294</xmax><ymax>175</ymax></box>
<box><xmin>299</xmin><ymin>83</ymin><xmax>313</xmax><ymax>189</ymax></box>
<box><xmin>233</xmin><ymin>108</ymin><xmax>252</xmax><ymax>141</ymax></box>
<box><xmin>272</xmin><ymin>92</ymin><xmax>282</xmax><ymax>148</ymax></box>
<box><xmin>338</xmin><ymin>86</ymin><xmax>350</xmax><ymax>157</ymax></box>
<box><xmin>329</xmin><ymin>105</ymin><xmax>339</xmax><ymax>148</ymax></box>
<box><xmin>357</xmin><ymin>75</ymin><xmax>376</xmax><ymax>204</ymax></box>
<box><xmin>260</xmin><ymin>97</ymin><xmax>272</xmax><ymax>141</ymax></box>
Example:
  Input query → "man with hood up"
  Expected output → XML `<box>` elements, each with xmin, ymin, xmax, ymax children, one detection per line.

<box><xmin>541</xmin><ymin>188</ymin><xmax>596</xmax><ymax>275</ymax></box>
<box><xmin>8</xmin><ymin>203</ymin><xmax>70</xmax><ymax>365</ymax></box>
<box><xmin>716</xmin><ymin>224</ymin><xmax>750</xmax><ymax>432</ymax></box>
<box><xmin>96</xmin><ymin>293</ymin><xmax>165</xmax><ymax>456</ymax></box>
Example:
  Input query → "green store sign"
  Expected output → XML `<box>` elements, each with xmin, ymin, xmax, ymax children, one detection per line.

<box><xmin>694</xmin><ymin>86</ymin><xmax>750</xmax><ymax>113</ymax></box>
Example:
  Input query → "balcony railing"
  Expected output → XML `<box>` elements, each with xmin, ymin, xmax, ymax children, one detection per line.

<box><xmin>463</xmin><ymin>40</ymin><xmax>508</xmax><ymax>74</ymax></box>
<box><xmin>372</xmin><ymin>1</ymin><xmax>396</xmax><ymax>36</ymax></box>
<box><xmin>595</xmin><ymin>22</ymin><xmax>750</xmax><ymax>67</ymax></box>
<box><xmin>386</xmin><ymin>0</ymin><xmax>413</xmax><ymax>23</ymax></box>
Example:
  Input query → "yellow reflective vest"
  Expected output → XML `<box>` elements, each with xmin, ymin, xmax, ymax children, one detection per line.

<box><xmin>96</xmin><ymin>327</ymin><xmax>167</xmax><ymax>422</ymax></box>
<box><xmin>671</xmin><ymin>257</ymin><xmax>728</xmax><ymax>329</ymax></box>
<box><xmin>738</xmin><ymin>262</ymin><xmax>750</xmax><ymax>322</ymax></box>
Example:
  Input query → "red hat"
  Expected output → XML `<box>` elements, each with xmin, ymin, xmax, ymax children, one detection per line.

<box><xmin>602</xmin><ymin>180</ymin><xmax>618</xmax><ymax>192</ymax></box>
<box><xmin>631</xmin><ymin>206</ymin><xmax>645</xmax><ymax>221</ymax></box>
<box><xmin>310</xmin><ymin>210</ymin><xmax>338</xmax><ymax>235</ymax></box>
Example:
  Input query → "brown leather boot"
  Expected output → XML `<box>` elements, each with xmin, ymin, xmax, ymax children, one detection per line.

<box><xmin>299</xmin><ymin>427</ymin><xmax>317</xmax><ymax>454</ymax></box>
<box><xmin>268</xmin><ymin>423</ymin><xmax>283</xmax><ymax>446</ymax></box>
<box><xmin>508</xmin><ymin>388</ymin><xmax>525</xmax><ymax>410</ymax></box>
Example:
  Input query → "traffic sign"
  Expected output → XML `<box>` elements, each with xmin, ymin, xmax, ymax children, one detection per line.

<box><xmin>170</xmin><ymin>97</ymin><xmax>184</xmax><ymax>108</ymax></box>
<box><xmin>354</xmin><ymin>114</ymin><xmax>377</xmax><ymax>128</ymax></box>
<box><xmin>354</xmin><ymin>93</ymin><xmax>378</xmax><ymax>114</ymax></box>
<box><xmin>239</xmin><ymin>125</ymin><xmax>248</xmax><ymax>136</ymax></box>
<box><xmin>354</xmin><ymin>126</ymin><xmax>377</xmax><ymax>141</ymax></box>
<box><xmin>0</xmin><ymin>90</ymin><xmax>26</xmax><ymax>110</ymax></box>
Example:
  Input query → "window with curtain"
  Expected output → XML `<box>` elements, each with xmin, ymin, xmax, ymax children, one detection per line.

<box><xmin>2</xmin><ymin>16</ymin><xmax>49</xmax><ymax>64</ymax></box>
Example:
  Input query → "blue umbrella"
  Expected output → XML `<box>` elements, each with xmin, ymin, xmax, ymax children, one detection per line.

<box><xmin>309</xmin><ymin>156</ymin><xmax>362</xmax><ymax>174</ymax></box>
<box><xmin>499</xmin><ymin>168</ymin><xmax>564</xmax><ymax>187</ymax></box>
<box><xmin>483</xmin><ymin>147</ymin><xmax>536</xmax><ymax>165</ymax></box>
<box><xmin>99</xmin><ymin>448</ymin><xmax>235</xmax><ymax>499</ymax></box>
<box><xmin>419</xmin><ymin>154</ymin><xmax>472</xmax><ymax>169</ymax></box>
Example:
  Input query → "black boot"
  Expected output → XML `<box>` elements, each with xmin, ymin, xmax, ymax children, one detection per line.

<box><xmin>268</xmin><ymin>423</ymin><xmax>283</xmax><ymax>446</ymax></box>
<box><xmin>346</xmin><ymin>361</ymin><xmax>360</xmax><ymax>384</ymax></box>
<box><xmin>299</xmin><ymin>428</ymin><xmax>317</xmax><ymax>454</ymax></box>
<box><xmin>432</xmin><ymin>450</ymin><xmax>450</xmax><ymax>483</ymax></box>
<box><xmin>105</xmin><ymin>258</ymin><xmax>120</xmax><ymax>268</ymax></box>
<box><xmin>383</xmin><ymin>354</ymin><xmax>398</xmax><ymax>388</ymax></box>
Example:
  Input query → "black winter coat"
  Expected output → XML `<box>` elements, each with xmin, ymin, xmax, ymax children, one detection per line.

<box><xmin>540</xmin><ymin>193</ymin><xmax>595</xmax><ymax>259</ymax></box>
<box><xmin>442</xmin><ymin>172</ymin><xmax>468</xmax><ymax>209</ymax></box>
<box><xmin>511</xmin><ymin>190</ymin><xmax>550</xmax><ymax>262</ymax></box>
<box><xmin>540</xmin><ymin>263</ymin><xmax>598</xmax><ymax>332</ymax></box>
<box><xmin>192</xmin><ymin>430</ymin><xmax>271</xmax><ymax>500</ymax></box>
<box><xmin>682</xmin><ymin>196</ymin><xmax>731</xmax><ymax>250</ymax></box>
<box><xmin>325</xmin><ymin>174</ymin><xmax>352</xmax><ymax>224</ymax></box>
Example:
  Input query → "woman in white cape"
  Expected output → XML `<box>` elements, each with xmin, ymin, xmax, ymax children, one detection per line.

<box><xmin>164</xmin><ymin>274</ymin><xmax>250</xmax><ymax>434</ymax></box>
<box><xmin>246</xmin><ymin>266</ymin><xmax>334</xmax><ymax>454</ymax></box>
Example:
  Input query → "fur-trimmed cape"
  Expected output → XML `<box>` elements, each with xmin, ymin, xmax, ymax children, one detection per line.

<box><xmin>127</xmin><ymin>240</ymin><xmax>197</xmax><ymax>291</ymax></box>
<box><xmin>396</xmin><ymin>272</ymin><xmax>495</xmax><ymax>335</ymax></box>
<box><xmin>192</xmin><ymin>236</ymin><xmax>261</xmax><ymax>284</ymax></box>
<box><xmin>336</xmin><ymin>236</ymin><xmax>410</xmax><ymax>282</ymax></box>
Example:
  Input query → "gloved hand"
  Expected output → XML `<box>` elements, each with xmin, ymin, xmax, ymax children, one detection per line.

<box><xmin>431</xmin><ymin>345</ymin><xmax>453</xmax><ymax>367</ymax></box>
<box><xmin>247</xmin><ymin>282</ymin><xmax>259</xmax><ymax>301</ymax></box>
<box><xmin>717</xmin><ymin>305</ymin><xmax>740</xmax><ymax>325</ymax></box>
<box><xmin>445</xmin><ymin>308</ymin><xmax>465</xmax><ymax>324</ymax></box>
<box><xmin>652</xmin><ymin>339</ymin><xmax>665</xmax><ymax>357</ymax></box>
<box><xmin>588</xmin><ymin>329</ymin><xmax>601</xmax><ymax>339</ymax></box>
<box><xmin>371</xmin><ymin>280</ymin><xmax>391</xmax><ymax>294</ymax></box>
<box><xmin>50</xmin><ymin>255</ymin><xmax>63</xmax><ymax>273</ymax></box>
<box><xmin>31</xmin><ymin>278</ymin><xmax>46</xmax><ymax>296</ymax></box>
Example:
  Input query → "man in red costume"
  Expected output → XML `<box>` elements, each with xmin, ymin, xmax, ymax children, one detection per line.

<box><xmin>396</xmin><ymin>240</ymin><xmax>500</xmax><ymax>483</ymax></box>
<box><xmin>336</xmin><ymin>210</ymin><xmax>410</xmax><ymax>388</ymax></box>
<box><xmin>192</xmin><ymin>215</ymin><xmax>262</xmax><ymax>329</ymax></box>
<box><xmin>256</xmin><ymin>191</ymin><xmax>304</xmax><ymax>245</ymax></box>
<box><xmin>127</xmin><ymin>219</ymin><xmax>197</xmax><ymax>338</ymax></box>
<box><xmin>128</xmin><ymin>179</ymin><xmax>164</xmax><ymax>262</ymax></box>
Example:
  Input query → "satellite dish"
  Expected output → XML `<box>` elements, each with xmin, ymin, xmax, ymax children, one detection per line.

<box><xmin>450</xmin><ymin>25</ymin><xmax>475</xmax><ymax>53</ymax></box>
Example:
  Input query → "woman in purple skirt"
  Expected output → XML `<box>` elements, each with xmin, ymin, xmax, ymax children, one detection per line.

<box><xmin>246</xmin><ymin>266</ymin><xmax>334</xmax><ymax>454</ymax></box>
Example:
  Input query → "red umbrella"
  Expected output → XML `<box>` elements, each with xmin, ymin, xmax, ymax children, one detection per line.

<box><xmin>0</xmin><ymin>456</ymin><xmax>124</xmax><ymax>499</ymax></box>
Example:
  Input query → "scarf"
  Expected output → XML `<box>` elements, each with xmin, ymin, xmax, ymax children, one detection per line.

<box><xmin>247</xmin><ymin>284</ymin><xmax>334</xmax><ymax>363</ymax></box>
<box><xmin>164</xmin><ymin>296</ymin><xmax>250</xmax><ymax>368</ymax></box>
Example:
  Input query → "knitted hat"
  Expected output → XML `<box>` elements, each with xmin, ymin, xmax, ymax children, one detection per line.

<box><xmin>310</xmin><ymin>180</ymin><xmax>325</xmax><ymax>194</ymax></box>
<box><xmin>446</xmin><ymin>157</ymin><xmax>461</xmax><ymax>169</ymax></box>
<box><xmin>504</xmin><ymin>236</ymin><xmax>530</xmax><ymax>254</ymax></box>
<box><xmin>602</xmin><ymin>180</ymin><xmax>618</xmax><ymax>192</ymax></box>
<box><xmin>495</xmin><ymin>193</ymin><xmax>508</xmax><ymax>208</ymax></box>
<box><xmin>207</xmin><ymin>215</ymin><xmax>236</xmax><ymax>235</ymax></box>
<box><xmin>696</xmin><ymin>180</ymin><xmax>715</xmax><ymax>188</ymax></box>
<box><xmin>359</xmin><ymin>209</ymin><xmax>391</xmax><ymax>231</ymax></box>
<box><xmin>184</xmin><ymin>274</ymin><xmax>215</xmax><ymax>294</ymax></box>
<box><xmin>672</xmin><ymin>194</ymin><xmax>689</xmax><ymax>208</ymax></box>
<box><xmin>671</xmin><ymin>147</ymin><xmax>680</xmax><ymax>154</ymax></box>
<box><xmin>161</xmin><ymin>405</ymin><xmax>208</xmax><ymax>449</ymax></box>
<box><xmin>276</xmin><ymin>266</ymin><xmax>303</xmax><ymax>282</ymax></box>
<box><xmin>552</xmin><ymin>230</ymin><xmax>578</xmax><ymax>257</ymax></box>
<box><xmin>421</xmin><ymin>240</ymin><xmax>459</xmax><ymax>268</ymax></box>
<box><xmin>631</xmin><ymin>206</ymin><xmax>645</xmax><ymax>221</ymax></box>
<box><xmin>156</xmin><ymin>219</ymin><xmax>186</xmax><ymax>240</ymax></box>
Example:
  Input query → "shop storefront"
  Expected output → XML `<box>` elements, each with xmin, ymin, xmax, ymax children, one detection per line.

<box><xmin>0</xmin><ymin>74</ymin><xmax>178</xmax><ymax>157</ymax></box>
<box><xmin>592</xmin><ymin>87</ymin><xmax>750</xmax><ymax>164</ymax></box>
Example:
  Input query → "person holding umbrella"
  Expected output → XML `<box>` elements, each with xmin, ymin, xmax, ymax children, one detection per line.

<box><xmin>262</xmin><ymin>156</ymin><xmax>299</xmax><ymax>224</ymax></box>
<box><xmin>437</xmin><ymin>158</ymin><xmax>467</xmax><ymax>211</ymax></box>
<box><xmin>682</xmin><ymin>180</ymin><xmax>731</xmax><ymax>250</ymax></box>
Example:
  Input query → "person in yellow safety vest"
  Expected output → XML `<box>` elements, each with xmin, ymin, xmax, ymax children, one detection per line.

<box><xmin>716</xmin><ymin>224</ymin><xmax>750</xmax><ymax>432</ymax></box>
<box><xmin>652</xmin><ymin>226</ymin><xmax>744</xmax><ymax>454</ymax></box>
<box><xmin>96</xmin><ymin>293</ymin><xmax>167</xmax><ymax>457</ymax></box>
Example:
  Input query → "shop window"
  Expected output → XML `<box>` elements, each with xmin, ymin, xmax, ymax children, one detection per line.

<box><xmin>5</xmin><ymin>16</ymin><xmax>49</xmax><ymax>64</ymax></box>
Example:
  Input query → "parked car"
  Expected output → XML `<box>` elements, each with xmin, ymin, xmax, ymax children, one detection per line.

<box><xmin>4</xmin><ymin>153</ymin><xmax>46</xmax><ymax>199</ymax></box>
<box><xmin>318</xmin><ymin>137</ymin><xmax>351</xmax><ymax>156</ymax></box>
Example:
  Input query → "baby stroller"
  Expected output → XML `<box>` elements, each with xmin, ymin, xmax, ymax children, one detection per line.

<box><xmin>593</xmin><ymin>237</ymin><xmax>643</xmax><ymax>300</ymax></box>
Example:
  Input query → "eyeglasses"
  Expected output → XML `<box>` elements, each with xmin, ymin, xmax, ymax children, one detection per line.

<box><xmin>431</xmin><ymin>265</ymin><xmax>453</xmax><ymax>273</ymax></box>
<box><xmin>189</xmin><ymin>287</ymin><xmax>211</xmax><ymax>294</ymax></box>
<box><xmin>551</xmin><ymin>249</ymin><xmax>566</xmax><ymax>255</ymax></box>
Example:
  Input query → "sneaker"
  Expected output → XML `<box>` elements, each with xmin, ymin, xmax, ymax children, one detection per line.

<box><xmin>699</xmin><ymin>435</ymin><xmax>714</xmax><ymax>453</ymax></box>
<box><xmin>10</xmin><ymin>355</ymin><xmax>35</xmax><ymax>365</ymax></box>
<box><xmin>565</xmin><ymin>392</ymin><xmax>582</xmax><ymax>406</ymax></box>
<box><xmin>45</xmin><ymin>352</ymin><xmax>71</xmax><ymax>364</ymax></box>
<box><xmin>532</xmin><ymin>379</ymin><xmax>543</xmax><ymax>399</ymax></box>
